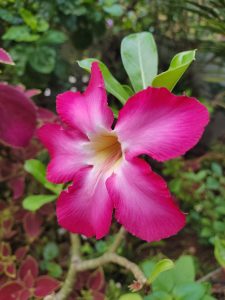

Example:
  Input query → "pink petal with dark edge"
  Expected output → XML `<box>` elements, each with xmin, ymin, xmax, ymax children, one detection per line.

<box><xmin>56</xmin><ymin>166</ymin><xmax>113</xmax><ymax>239</ymax></box>
<box><xmin>57</xmin><ymin>62</ymin><xmax>114</xmax><ymax>136</ymax></box>
<box><xmin>106</xmin><ymin>158</ymin><xmax>185</xmax><ymax>242</ymax></box>
<box><xmin>115</xmin><ymin>87</ymin><xmax>209</xmax><ymax>161</ymax></box>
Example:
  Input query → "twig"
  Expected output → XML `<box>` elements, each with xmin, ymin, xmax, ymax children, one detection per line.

<box><xmin>197</xmin><ymin>267</ymin><xmax>222</xmax><ymax>283</ymax></box>
<box><xmin>75</xmin><ymin>252</ymin><xmax>147</xmax><ymax>289</ymax></box>
<box><xmin>45</xmin><ymin>234</ymin><xmax>81</xmax><ymax>300</ymax></box>
<box><xmin>108</xmin><ymin>226</ymin><xmax>126</xmax><ymax>253</ymax></box>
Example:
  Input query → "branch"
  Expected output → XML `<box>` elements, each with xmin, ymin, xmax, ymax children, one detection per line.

<box><xmin>108</xmin><ymin>226</ymin><xmax>126</xmax><ymax>253</ymax></box>
<box><xmin>197</xmin><ymin>267</ymin><xmax>222</xmax><ymax>283</ymax></box>
<box><xmin>45</xmin><ymin>234</ymin><xmax>81</xmax><ymax>300</ymax></box>
<box><xmin>75</xmin><ymin>252</ymin><xmax>147</xmax><ymax>290</ymax></box>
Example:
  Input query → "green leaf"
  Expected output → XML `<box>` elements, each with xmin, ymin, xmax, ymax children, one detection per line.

<box><xmin>121</xmin><ymin>32</ymin><xmax>158</xmax><ymax>92</ymax></box>
<box><xmin>46</xmin><ymin>261</ymin><xmax>62</xmax><ymax>278</ymax></box>
<box><xmin>38</xmin><ymin>30</ymin><xmax>68</xmax><ymax>44</ymax></box>
<box><xmin>78</xmin><ymin>59</ymin><xmax>130</xmax><ymax>104</ymax></box>
<box><xmin>147</xmin><ymin>259</ymin><xmax>174</xmax><ymax>284</ymax></box>
<box><xmin>173</xmin><ymin>255</ymin><xmax>195</xmax><ymax>284</ymax></box>
<box><xmin>214</xmin><ymin>236</ymin><xmax>225</xmax><ymax>267</ymax></box>
<box><xmin>206</xmin><ymin>176</ymin><xmax>220</xmax><ymax>190</ymax></box>
<box><xmin>2</xmin><ymin>25</ymin><xmax>40</xmax><ymax>42</ymax></box>
<box><xmin>24</xmin><ymin>159</ymin><xmax>61</xmax><ymax>194</ymax></box>
<box><xmin>103</xmin><ymin>4</ymin><xmax>124</xmax><ymax>17</ymax></box>
<box><xmin>43</xmin><ymin>242</ymin><xmax>59</xmax><ymax>260</ymax></box>
<box><xmin>119</xmin><ymin>294</ymin><xmax>143</xmax><ymax>300</ymax></box>
<box><xmin>173</xmin><ymin>282</ymin><xmax>206</xmax><ymax>300</ymax></box>
<box><xmin>23</xmin><ymin>194</ymin><xmax>57</xmax><ymax>211</ymax></box>
<box><xmin>211</xmin><ymin>162</ymin><xmax>223</xmax><ymax>177</ymax></box>
<box><xmin>144</xmin><ymin>291</ymin><xmax>172</xmax><ymax>300</ymax></box>
<box><xmin>19</xmin><ymin>8</ymin><xmax>37</xmax><ymax>30</ymax></box>
<box><xmin>152</xmin><ymin>50</ymin><xmax>196</xmax><ymax>91</ymax></box>
<box><xmin>28</xmin><ymin>46</ymin><xmax>56</xmax><ymax>74</ymax></box>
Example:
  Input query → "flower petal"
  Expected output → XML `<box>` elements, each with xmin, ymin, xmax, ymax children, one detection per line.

<box><xmin>0</xmin><ymin>48</ymin><xmax>14</xmax><ymax>65</ymax></box>
<box><xmin>115</xmin><ymin>87</ymin><xmax>209</xmax><ymax>161</ymax></box>
<box><xmin>106</xmin><ymin>158</ymin><xmax>185</xmax><ymax>242</ymax></box>
<box><xmin>56</xmin><ymin>167</ymin><xmax>113</xmax><ymax>239</ymax></box>
<box><xmin>38</xmin><ymin>123</ymin><xmax>88</xmax><ymax>183</ymax></box>
<box><xmin>57</xmin><ymin>62</ymin><xmax>114</xmax><ymax>135</ymax></box>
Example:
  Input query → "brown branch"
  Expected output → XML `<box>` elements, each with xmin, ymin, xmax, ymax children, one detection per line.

<box><xmin>75</xmin><ymin>252</ymin><xmax>147</xmax><ymax>290</ymax></box>
<box><xmin>197</xmin><ymin>267</ymin><xmax>222</xmax><ymax>283</ymax></box>
<box><xmin>44</xmin><ymin>234</ymin><xmax>81</xmax><ymax>300</ymax></box>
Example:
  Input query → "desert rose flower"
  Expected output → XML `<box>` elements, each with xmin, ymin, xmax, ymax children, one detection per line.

<box><xmin>38</xmin><ymin>62</ymin><xmax>209</xmax><ymax>242</ymax></box>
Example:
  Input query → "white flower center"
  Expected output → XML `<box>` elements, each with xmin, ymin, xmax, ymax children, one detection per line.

<box><xmin>88</xmin><ymin>131</ymin><xmax>123</xmax><ymax>174</ymax></box>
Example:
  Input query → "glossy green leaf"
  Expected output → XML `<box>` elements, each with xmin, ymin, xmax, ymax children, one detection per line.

<box><xmin>214</xmin><ymin>236</ymin><xmax>225</xmax><ymax>267</ymax></box>
<box><xmin>2</xmin><ymin>25</ymin><xmax>40</xmax><ymax>42</ymax></box>
<box><xmin>211</xmin><ymin>162</ymin><xmax>223</xmax><ymax>177</ymax></box>
<box><xmin>23</xmin><ymin>194</ymin><xmax>57</xmax><ymax>211</ymax></box>
<box><xmin>119</xmin><ymin>294</ymin><xmax>143</xmax><ymax>300</ymax></box>
<box><xmin>121</xmin><ymin>32</ymin><xmax>158</xmax><ymax>92</ymax></box>
<box><xmin>28</xmin><ymin>46</ymin><xmax>56</xmax><ymax>74</ymax></box>
<box><xmin>78</xmin><ymin>58</ymin><xmax>130</xmax><ymax>104</ymax></box>
<box><xmin>152</xmin><ymin>50</ymin><xmax>196</xmax><ymax>91</ymax></box>
<box><xmin>147</xmin><ymin>259</ymin><xmax>174</xmax><ymax>284</ymax></box>
<box><xmin>24</xmin><ymin>159</ymin><xmax>62</xmax><ymax>194</ymax></box>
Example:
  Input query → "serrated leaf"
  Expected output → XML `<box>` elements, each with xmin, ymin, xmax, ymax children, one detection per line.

<box><xmin>147</xmin><ymin>259</ymin><xmax>174</xmax><ymax>284</ymax></box>
<box><xmin>121</xmin><ymin>32</ymin><xmax>158</xmax><ymax>92</ymax></box>
<box><xmin>78</xmin><ymin>58</ymin><xmax>130</xmax><ymax>104</ymax></box>
<box><xmin>152</xmin><ymin>50</ymin><xmax>196</xmax><ymax>91</ymax></box>
<box><xmin>23</xmin><ymin>194</ymin><xmax>57</xmax><ymax>211</ymax></box>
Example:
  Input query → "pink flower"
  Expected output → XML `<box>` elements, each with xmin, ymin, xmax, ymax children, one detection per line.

<box><xmin>38</xmin><ymin>63</ymin><xmax>209</xmax><ymax>242</ymax></box>
<box><xmin>0</xmin><ymin>48</ymin><xmax>14</xmax><ymax>65</ymax></box>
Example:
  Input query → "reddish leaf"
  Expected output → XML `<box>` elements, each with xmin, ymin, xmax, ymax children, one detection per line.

<box><xmin>17</xmin><ymin>289</ymin><xmax>31</xmax><ymax>300</ymax></box>
<box><xmin>0</xmin><ymin>48</ymin><xmax>14</xmax><ymax>65</ymax></box>
<box><xmin>87</xmin><ymin>268</ymin><xmax>105</xmax><ymax>291</ymax></box>
<box><xmin>15</xmin><ymin>247</ymin><xmax>28</xmax><ymax>261</ymax></box>
<box><xmin>92</xmin><ymin>290</ymin><xmax>106</xmax><ymax>300</ymax></box>
<box><xmin>4</xmin><ymin>262</ymin><xmax>16</xmax><ymax>278</ymax></box>
<box><xmin>23</xmin><ymin>212</ymin><xmax>42</xmax><ymax>241</ymax></box>
<box><xmin>34</xmin><ymin>276</ymin><xmax>60</xmax><ymax>297</ymax></box>
<box><xmin>0</xmin><ymin>83</ymin><xmax>36</xmax><ymax>148</ymax></box>
<box><xmin>0</xmin><ymin>242</ymin><xmax>11</xmax><ymax>257</ymax></box>
<box><xmin>0</xmin><ymin>281</ymin><xmax>23</xmax><ymax>300</ymax></box>
<box><xmin>8</xmin><ymin>176</ymin><xmax>25</xmax><ymax>199</ymax></box>
<box><xmin>18</xmin><ymin>256</ymin><xmax>38</xmax><ymax>280</ymax></box>
<box><xmin>23</xmin><ymin>270</ymin><xmax>34</xmax><ymax>288</ymax></box>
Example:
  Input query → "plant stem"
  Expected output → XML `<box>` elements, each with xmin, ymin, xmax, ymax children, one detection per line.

<box><xmin>197</xmin><ymin>267</ymin><xmax>222</xmax><ymax>283</ymax></box>
<box><xmin>47</xmin><ymin>234</ymin><xmax>81</xmax><ymax>300</ymax></box>
<box><xmin>75</xmin><ymin>252</ymin><xmax>147</xmax><ymax>289</ymax></box>
<box><xmin>108</xmin><ymin>226</ymin><xmax>126</xmax><ymax>253</ymax></box>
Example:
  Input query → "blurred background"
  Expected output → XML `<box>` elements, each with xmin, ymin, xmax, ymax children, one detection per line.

<box><xmin>0</xmin><ymin>1</ymin><xmax>225</xmax><ymax>299</ymax></box>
